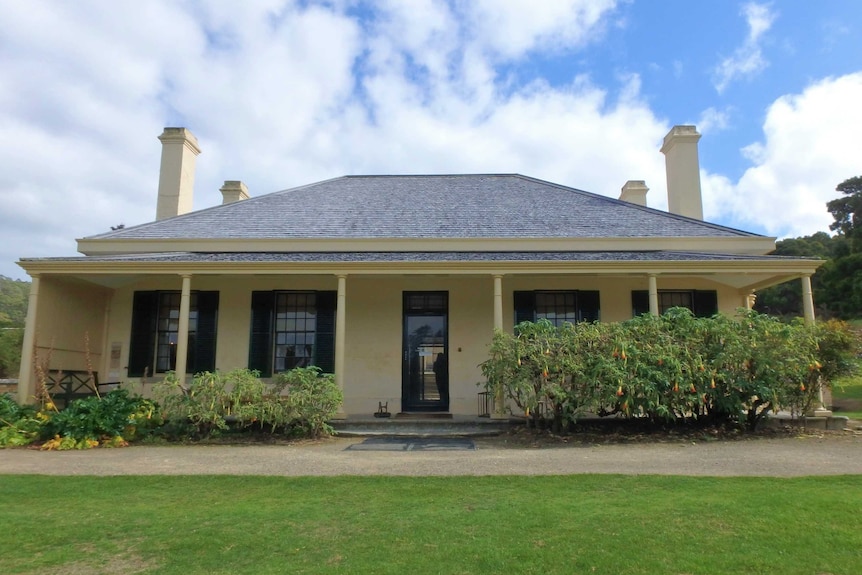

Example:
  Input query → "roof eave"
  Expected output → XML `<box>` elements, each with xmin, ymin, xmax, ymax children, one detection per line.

<box><xmin>75</xmin><ymin>236</ymin><xmax>780</xmax><ymax>257</ymax></box>
<box><xmin>19</xmin><ymin>255</ymin><xmax>822</xmax><ymax>278</ymax></box>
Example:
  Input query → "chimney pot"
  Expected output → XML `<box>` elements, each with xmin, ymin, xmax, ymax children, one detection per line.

<box><xmin>619</xmin><ymin>180</ymin><xmax>649</xmax><ymax>207</ymax></box>
<box><xmin>155</xmin><ymin>127</ymin><xmax>201</xmax><ymax>220</ymax></box>
<box><xmin>220</xmin><ymin>180</ymin><xmax>250</xmax><ymax>204</ymax></box>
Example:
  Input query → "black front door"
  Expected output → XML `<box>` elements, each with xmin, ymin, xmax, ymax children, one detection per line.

<box><xmin>402</xmin><ymin>292</ymin><xmax>448</xmax><ymax>412</ymax></box>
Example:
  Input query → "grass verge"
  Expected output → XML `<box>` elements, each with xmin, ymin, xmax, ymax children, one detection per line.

<box><xmin>832</xmin><ymin>373</ymin><xmax>862</xmax><ymax>419</ymax></box>
<box><xmin>1</xmin><ymin>475</ymin><xmax>861</xmax><ymax>574</ymax></box>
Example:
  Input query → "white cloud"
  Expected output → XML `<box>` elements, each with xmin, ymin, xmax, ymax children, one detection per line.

<box><xmin>713</xmin><ymin>2</ymin><xmax>776</xmax><ymax>93</ymax></box>
<box><xmin>702</xmin><ymin>72</ymin><xmax>862</xmax><ymax>238</ymax></box>
<box><xmin>462</xmin><ymin>0</ymin><xmax>619</xmax><ymax>59</ymax></box>
<box><xmin>0</xmin><ymin>0</ymin><xmax>667</xmax><ymax>281</ymax></box>
<box><xmin>697</xmin><ymin>107</ymin><xmax>732</xmax><ymax>134</ymax></box>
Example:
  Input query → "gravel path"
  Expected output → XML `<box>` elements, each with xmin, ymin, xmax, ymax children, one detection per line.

<box><xmin>2</xmin><ymin>434</ymin><xmax>861</xmax><ymax>477</ymax></box>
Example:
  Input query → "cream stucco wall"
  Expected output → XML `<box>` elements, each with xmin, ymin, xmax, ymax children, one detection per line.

<box><xmin>339</xmin><ymin>276</ymin><xmax>495</xmax><ymax>416</ymax></box>
<box><xmin>91</xmin><ymin>272</ymin><xmax>744</xmax><ymax>415</ymax></box>
<box><xmin>25</xmin><ymin>277</ymin><xmax>110</xmax><ymax>396</ymax></box>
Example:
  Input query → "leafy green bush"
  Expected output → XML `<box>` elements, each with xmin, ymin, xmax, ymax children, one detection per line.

<box><xmin>154</xmin><ymin>368</ymin><xmax>342</xmax><ymax>438</ymax></box>
<box><xmin>155</xmin><ymin>370</ymin><xmax>231</xmax><ymax>437</ymax></box>
<box><xmin>42</xmin><ymin>389</ymin><xmax>159</xmax><ymax>448</ymax></box>
<box><xmin>482</xmin><ymin>309</ymin><xmax>837</xmax><ymax>431</ymax></box>
<box><xmin>0</xmin><ymin>392</ymin><xmax>42</xmax><ymax>447</ymax></box>
<box><xmin>814</xmin><ymin>319</ymin><xmax>859</xmax><ymax>383</ymax></box>
<box><xmin>277</xmin><ymin>367</ymin><xmax>343</xmax><ymax>438</ymax></box>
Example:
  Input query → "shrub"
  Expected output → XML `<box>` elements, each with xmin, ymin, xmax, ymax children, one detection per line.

<box><xmin>814</xmin><ymin>319</ymin><xmax>859</xmax><ymax>383</ymax></box>
<box><xmin>277</xmin><ymin>366</ymin><xmax>343</xmax><ymax>438</ymax></box>
<box><xmin>41</xmin><ymin>389</ymin><xmax>159</xmax><ymax>448</ymax></box>
<box><xmin>0</xmin><ymin>393</ymin><xmax>42</xmax><ymax>447</ymax></box>
<box><xmin>481</xmin><ymin>309</ymin><xmax>832</xmax><ymax>431</ymax></box>
<box><xmin>154</xmin><ymin>368</ymin><xmax>343</xmax><ymax>439</ymax></box>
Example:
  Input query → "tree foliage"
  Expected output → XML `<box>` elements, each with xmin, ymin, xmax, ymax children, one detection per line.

<box><xmin>827</xmin><ymin>176</ymin><xmax>862</xmax><ymax>244</ymax></box>
<box><xmin>0</xmin><ymin>275</ymin><xmax>29</xmax><ymax>328</ymax></box>
<box><xmin>756</xmin><ymin>176</ymin><xmax>862</xmax><ymax>319</ymax></box>
<box><xmin>754</xmin><ymin>233</ymin><xmax>842</xmax><ymax>317</ymax></box>
<box><xmin>0</xmin><ymin>276</ymin><xmax>29</xmax><ymax>378</ymax></box>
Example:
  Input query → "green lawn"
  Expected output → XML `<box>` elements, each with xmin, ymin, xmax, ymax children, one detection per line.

<box><xmin>1</xmin><ymin>475</ymin><xmax>860</xmax><ymax>575</ymax></box>
<box><xmin>833</xmin><ymin>373</ymin><xmax>862</xmax><ymax>419</ymax></box>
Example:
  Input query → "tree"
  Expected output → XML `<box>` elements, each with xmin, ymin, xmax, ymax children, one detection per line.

<box><xmin>827</xmin><ymin>176</ymin><xmax>862</xmax><ymax>248</ymax></box>
<box><xmin>818</xmin><ymin>176</ymin><xmax>862</xmax><ymax>318</ymax></box>
<box><xmin>0</xmin><ymin>276</ymin><xmax>29</xmax><ymax>378</ymax></box>
<box><xmin>755</xmin><ymin>233</ymin><xmax>842</xmax><ymax>317</ymax></box>
<box><xmin>0</xmin><ymin>276</ymin><xmax>29</xmax><ymax>328</ymax></box>
<box><xmin>0</xmin><ymin>328</ymin><xmax>23</xmax><ymax>378</ymax></box>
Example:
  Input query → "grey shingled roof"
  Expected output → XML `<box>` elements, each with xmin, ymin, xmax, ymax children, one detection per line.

<box><xmin>87</xmin><ymin>174</ymin><xmax>760</xmax><ymax>241</ymax></box>
<box><xmin>24</xmin><ymin>251</ymin><xmax>801</xmax><ymax>264</ymax></box>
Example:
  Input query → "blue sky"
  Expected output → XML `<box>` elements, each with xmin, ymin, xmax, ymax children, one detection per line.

<box><xmin>1</xmin><ymin>0</ymin><xmax>861</xmax><ymax>280</ymax></box>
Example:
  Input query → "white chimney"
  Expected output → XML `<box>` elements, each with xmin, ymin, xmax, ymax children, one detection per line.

<box><xmin>619</xmin><ymin>180</ymin><xmax>648</xmax><ymax>206</ymax></box>
<box><xmin>220</xmin><ymin>180</ymin><xmax>250</xmax><ymax>204</ymax></box>
<box><xmin>156</xmin><ymin>127</ymin><xmax>201</xmax><ymax>220</ymax></box>
<box><xmin>660</xmin><ymin>125</ymin><xmax>703</xmax><ymax>220</ymax></box>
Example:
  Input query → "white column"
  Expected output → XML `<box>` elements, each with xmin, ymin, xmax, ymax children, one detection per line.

<box><xmin>800</xmin><ymin>274</ymin><xmax>830</xmax><ymax>416</ymax></box>
<box><xmin>334</xmin><ymin>274</ymin><xmax>347</xmax><ymax>419</ymax></box>
<box><xmin>100</xmin><ymin>298</ymin><xmax>112</xmax><ymax>384</ymax></box>
<box><xmin>174</xmin><ymin>274</ymin><xmax>192</xmax><ymax>384</ymax></box>
<box><xmin>17</xmin><ymin>274</ymin><xmax>41</xmax><ymax>405</ymax></box>
<box><xmin>743</xmin><ymin>291</ymin><xmax>756</xmax><ymax>310</ymax></box>
<box><xmin>648</xmin><ymin>274</ymin><xmax>659</xmax><ymax>316</ymax></box>
<box><xmin>491</xmin><ymin>274</ymin><xmax>507</xmax><ymax>419</ymax></box>
<box><xmin>493</xmin><ymin>275</ymin><xmax>503</xmax><ymax>331</ymax></box>
<box><xmin>801</xmin><ymin>275</ymin><xmax>815</xmax><ymax>326</ymax></box>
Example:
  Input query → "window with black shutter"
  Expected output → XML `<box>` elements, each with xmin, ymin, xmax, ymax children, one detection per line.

<box><xmin>127</xmin><ymin>290</ymin><xmax>219</xmax><ymax>377</ymax></box>
<box><xmin>248</xmin><ymin>290</ymin><xmax>337</xmax><ymax>375</ymax></box>
<box><xmin>513</xmin><ymin>290</ymin><xmax>601</xmax><ymax>328</ymax></box>
<box><xmin>631</xmin><ymin>289</ymin><xmax>718</xmax><ymax>317</ymax></box>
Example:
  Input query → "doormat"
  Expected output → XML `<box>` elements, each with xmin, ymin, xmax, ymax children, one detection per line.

<box><xmin>346</xmin><ymin>437</ymin><xmax>476</xmax><ymax>451</ymax></box>
<box><xmin>394</xmin><ymin>412</ymin><xmax>453</xmax><ymax>420</ymax></box>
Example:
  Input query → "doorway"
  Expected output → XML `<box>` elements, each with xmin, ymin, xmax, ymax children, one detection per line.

<box><xmin>402</xmin><ymin>292</ymin><xmax>448</xmax><ymax>412</ymax></box>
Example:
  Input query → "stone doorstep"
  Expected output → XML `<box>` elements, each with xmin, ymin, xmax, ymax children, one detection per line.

<box><xmin>329</xmin><ymin>416</ymin><xmax>516</xmax><ymax>438</ymax></box>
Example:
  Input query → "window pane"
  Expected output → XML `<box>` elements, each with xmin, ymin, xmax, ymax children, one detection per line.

<box><xmin>273</xmin><ymin>291</ymin><xmax>318</xmax><ymax>373</ymax></box>
<box><xmin>659</xmin><ymin>291</ymin><xmax>693</xmax><ymax>314</ymax></box>
<box><xmin>155</xmin><ymin>291</ymin><xmax>199</xmax><ymax>373</ymax></box>
<box><xmin>535</xmin><ymin>291</ymin><xmax>578</xmax><ymax>327</ymax></box>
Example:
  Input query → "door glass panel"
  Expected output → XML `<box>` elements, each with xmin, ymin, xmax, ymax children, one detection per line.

<box><xmin>406</xmin><ymin>315</ymin><xmax>447</xmax><ymax>404</ymax></box>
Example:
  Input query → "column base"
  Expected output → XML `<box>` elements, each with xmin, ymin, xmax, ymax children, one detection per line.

<box><xmin>490</xmin><ymin>412</ymin><xmax>509</xmax><ymax>420</ymax></box>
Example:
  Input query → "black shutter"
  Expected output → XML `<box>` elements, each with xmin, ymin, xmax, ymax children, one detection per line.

<box><xmin>693</xmin><ymin>290</ymin><xmax>718</xmax><ymax>318</ymax></box>
<box><xmin>632</xmin><ymin>290</ymin><xmax>650</xmax><ymax>317</ymax></box>
<box><xmin>190</xmin><ymin>291</ymin><xmax>219</xmax><ymax>374</ymax></box>
<box><xmin>513</xmin><ymin>291</ymin><xmax>535</xmax><ymax>328</ymax></box>
<box><xmin>128</xmin><ymin>291</ymin><xmax>158</xmax><ymax>377</ymax></box>
<box><xmin>578</xmin><ymin>291</ymin><xmax>601</xmax><ymax>322</ymax></box>
<box><xmin>315</xmin><ymin>291</ymin><xmax>337</xmax><ymax>374</ymax></box>
<box><xmin>248</xmin><ymin>291</ymin><xmax>274</xmax><ymax>377</ymax></box>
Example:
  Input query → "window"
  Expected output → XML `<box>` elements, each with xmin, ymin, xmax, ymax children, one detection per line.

<box><xmin>631</xmin><ymin>290</ymin><xmax>717</xmax><ymax>317</ymax></box>
<box><xmin>274</xmin><ymin>292</ymin><xmax>317</xmax><ymax>372</ymax></box>
<box><xmin>514</xmin><ymin>290</ymin><xmax>600</xmax><ymax>327</ymax></box>
<box><xmin>128</xmin><ymin>291</ymin><xmax>219</xmax><ymax>377</ymax></box>
<box><xmin>249</xmin><ymin>290</ymin><xmax>336</xmax><ymax>377</ymax></box>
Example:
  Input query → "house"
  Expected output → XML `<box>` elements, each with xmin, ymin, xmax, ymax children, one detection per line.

<box><xmin>16</xmin><ymin>126</ymin><xmax>821</xmax><ymax>417</ymax></box>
